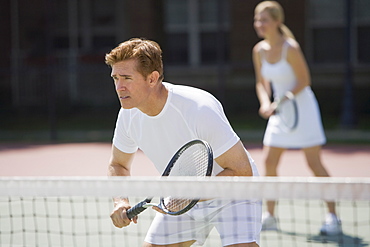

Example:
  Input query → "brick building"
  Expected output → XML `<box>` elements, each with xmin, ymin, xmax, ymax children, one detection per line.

<box><xmin>1</xmin><ymin>0</ymin><xmax>369</xmax><ymax>126</ymax></box>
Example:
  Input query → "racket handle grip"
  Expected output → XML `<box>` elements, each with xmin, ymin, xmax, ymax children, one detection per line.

<box><xmin>126</xmin><ymin>201</ymin><xmax>148</xmax><ymax>219</ymax></box>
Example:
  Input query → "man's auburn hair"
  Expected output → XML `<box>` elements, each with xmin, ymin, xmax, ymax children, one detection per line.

<box><xmin>105</xmin><ymin>38</ymin><xmax>164</xmax><ymax>81</ymax></box>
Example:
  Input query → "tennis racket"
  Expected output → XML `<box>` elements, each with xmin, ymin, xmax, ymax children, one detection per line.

<box><xmin>126</xmin><ymin>139</ymin><xmax>213</xmax><ymax>219</ymax></box>
<box><xmin>274</xmin><ymin>91</ymin><xmax>298</xmax><ymax>132</ymax></box>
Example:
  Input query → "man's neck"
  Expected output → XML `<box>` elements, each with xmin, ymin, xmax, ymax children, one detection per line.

<box><xmin>142</xmin><ymin>82</ymin><xmax>168</xmax><ymax>117</ymax></box>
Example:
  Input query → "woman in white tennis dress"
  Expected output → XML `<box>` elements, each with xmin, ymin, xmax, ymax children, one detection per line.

<box><xmin>252</xmin><ymin>1</ymin><xmax>342</xmax><ymax>236</ymax></box>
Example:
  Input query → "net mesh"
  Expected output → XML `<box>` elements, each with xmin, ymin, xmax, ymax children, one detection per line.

<box><xmin>1</xmin><ymin>176</ymin><xmax>369</xmax><ymax>247</ymax></box>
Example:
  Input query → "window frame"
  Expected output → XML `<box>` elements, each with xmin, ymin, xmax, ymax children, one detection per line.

<box><xmin>164</xmin><ymin>0</ymin><xmax>230</xmax><ymax>67</ymax></box>
<box><xmin>305</xmin><ymin>0</ymin><xmax>370</xmax><ymax>68</ymax></box>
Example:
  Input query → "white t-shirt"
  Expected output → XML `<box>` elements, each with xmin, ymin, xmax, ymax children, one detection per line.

<box><xmin>113</xmin><ymin>82</ymin><xmax>257</xmax><ymax>176</ymax></box>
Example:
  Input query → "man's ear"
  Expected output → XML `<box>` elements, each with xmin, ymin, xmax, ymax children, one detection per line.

<box><xmin>148</xmin><ymin>71</ymin><xmax>160</xmax><ymax>86</ymax></box>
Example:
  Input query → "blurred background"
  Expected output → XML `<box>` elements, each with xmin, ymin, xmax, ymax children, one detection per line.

<box><xmin>0</xmin><ymin>0</ymin><xmax>369</xmax><ymax>143</ymax></box>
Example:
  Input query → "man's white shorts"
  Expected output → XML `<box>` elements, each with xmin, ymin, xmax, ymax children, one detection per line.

<box><xmin>144</xmin><ymin>199</ymin><xmax>262</xmax><ymax>246</ymax></box>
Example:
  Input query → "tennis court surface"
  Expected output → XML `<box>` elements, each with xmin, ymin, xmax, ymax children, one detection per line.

<box><xmin>1</xmin><ymin>142</ymin><xmax>369</xmax><ymax>247</ymax></box>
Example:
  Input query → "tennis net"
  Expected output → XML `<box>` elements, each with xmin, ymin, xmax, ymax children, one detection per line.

<box><xmin>1</xmin><ymin>176</ymin><xmax>369</xmax><ymax>247</ymax></box>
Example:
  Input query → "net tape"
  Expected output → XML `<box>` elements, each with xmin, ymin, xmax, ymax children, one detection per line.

<box><xmin>1</xmin><ymin>176</ymin><xmax>369</xmax><ymax>200</ymax></box>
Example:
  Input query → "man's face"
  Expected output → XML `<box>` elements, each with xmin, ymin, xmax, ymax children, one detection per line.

<box><xmin>111</xmin><ymin>59</ymin><xmax>151</xmax><ymax>111</ymax></box>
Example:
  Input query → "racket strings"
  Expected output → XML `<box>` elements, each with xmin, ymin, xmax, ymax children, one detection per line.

<box><xmin>277</xmin><ymin>99</ymin><xmax>298</xmax><ymax>131</ymax></box>
<box><xmin>162</xmin><ymin>197</ymin><xmax>192</xmax><ymax>212</ymax></box>
<box><xmin>163</xmin><ymin>143</ymin><xmax>210</xmax><ymax>212</ymax></box>
<box><xmin>171</xmin><ymin>144</ymin><xmax>210</xmax><ymax>177</ymax></box>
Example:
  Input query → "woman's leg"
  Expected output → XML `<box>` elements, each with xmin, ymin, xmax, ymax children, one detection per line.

<box><xmin>302</xmin><ymin>145</ymin><xmax>342</xmax><ymax>235</ymax></box>
<box><xmin>263</xmin><ymin>145</ymin><xmax>285</xmax><ymax>216</ymax></box>
<box><xmin>302</xmin><ymin>145</ymin><xmax>336</xmax><ymax>214</ymax></box>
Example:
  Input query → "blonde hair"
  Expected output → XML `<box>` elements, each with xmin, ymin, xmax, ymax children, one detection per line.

<box><xmin>105</xmin><ymin>38</ymin><xmax>164</xmax><ymax>81</ymax></box>
<box><xmin>255</xmin><ymin>1</ymin><xmax>295</xmax><ymax>40</ymax></box>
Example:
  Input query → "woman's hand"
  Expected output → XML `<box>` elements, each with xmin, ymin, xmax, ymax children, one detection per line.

<box><xmin>259</xmin><ymin>102</ymin><xmax>277</xmax><ymax>119</ymax></box>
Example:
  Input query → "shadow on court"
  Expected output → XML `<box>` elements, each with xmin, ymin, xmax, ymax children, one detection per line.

<box><xmin>307</xmin><ymin>233</ymin><xmax>368</xmax><ymax>247</ymax></box>
<box><xmin>261</xmin><ymin>230</ymin><xmax>369</xmax><ymax>247</ymax></box>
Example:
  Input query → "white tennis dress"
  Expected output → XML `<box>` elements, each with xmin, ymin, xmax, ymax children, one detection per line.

<box><xmin>261</xmin><ymin>41</ymin><xmax>326</xmax><ymax>149</ymax></box>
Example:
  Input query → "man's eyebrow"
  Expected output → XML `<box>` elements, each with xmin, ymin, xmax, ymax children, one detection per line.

<box><xmin>111</xmin><ymin>74</ymin><xmax>132</xmax><ymax>78</ymax></box>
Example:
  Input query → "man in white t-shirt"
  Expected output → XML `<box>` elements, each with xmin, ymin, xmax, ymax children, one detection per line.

<box><xmin>106</xmin><ymin>38</ymin><xmax>261</xmax><ymax>247</ymax></box>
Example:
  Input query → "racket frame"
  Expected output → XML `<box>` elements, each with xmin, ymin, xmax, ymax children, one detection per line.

<box><xmin>274</xmin><ymin>91</ymin><xmax>298</xmax><ymax>132</ymax></box>
<box><xmin>126</xmin><ymin>139</ymin><xmax>213</xmax><ymax>219</ymax></box>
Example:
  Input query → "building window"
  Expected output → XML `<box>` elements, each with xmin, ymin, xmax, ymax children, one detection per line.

<box><xmin>356</xmin><ymin>0</ymin><xmax>370</xmax><ymax>63</ymax></box>
<box><xmin>53</xmin><ymin>0</ymin><xmax>122</xmax><ymax>53</ymax></box>
<box><xmin>164</xmin><ymin>0</ymin><xmax>230</xmax><ymax>66</ymax></box>
<box><xmin>307</xmin><ymin>0</ymin><xmax>370</xmax><ymax>65</ymax></box>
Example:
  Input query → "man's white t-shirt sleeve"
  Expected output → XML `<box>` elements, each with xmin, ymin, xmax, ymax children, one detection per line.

<box><xmin>112</xmin><ymin>109</ymin><xmax>138</xmax><ymax>154</ymax></box>
<box><xmin>194</xmin><ymin>100</ymin><xmax>239</xmax><ymax>159</ymax></box>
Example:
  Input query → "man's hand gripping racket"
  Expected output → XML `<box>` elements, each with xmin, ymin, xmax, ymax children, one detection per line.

<box><xmin>126</xmin><ymin>139</ymin><xmax>213</xmax><ymax>220</ymax></box>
